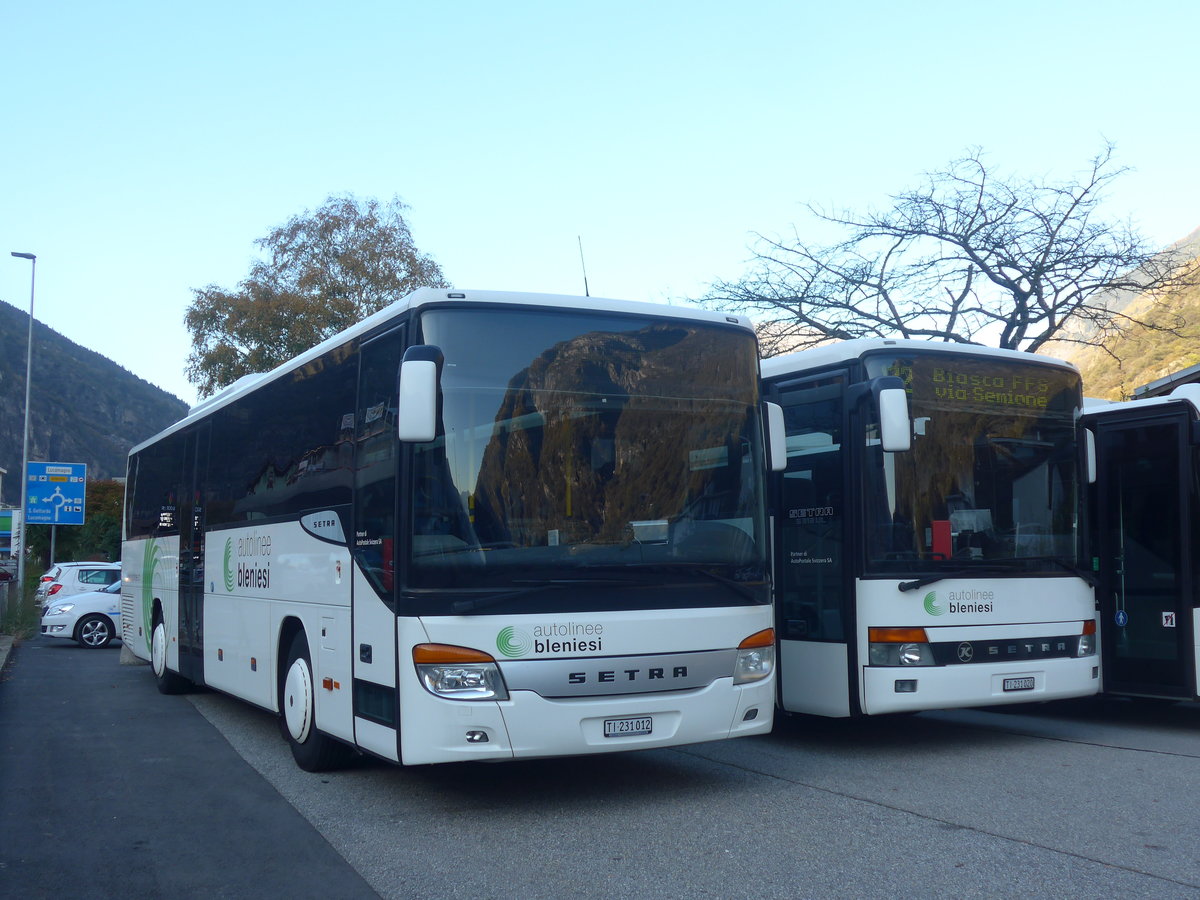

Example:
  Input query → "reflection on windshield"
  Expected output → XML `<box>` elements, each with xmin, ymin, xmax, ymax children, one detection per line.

<box><xmin>863</xmin><ymin>353</ymin><xmax>1082</xmax><ymax>571</ymax></box>
<box><xmin>407</xmin><ymin>309</ymin><xmax>768</xmax><ymax>603</ymax></box>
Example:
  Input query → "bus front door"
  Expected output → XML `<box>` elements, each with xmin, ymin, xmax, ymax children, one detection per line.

<box><xmin>773</xmin><ymin>376</ymin><xmax>853</xmax><ymax>716</ymax></box>
<box><xmin>177</xmin><ymin>424</ymin><xmax>209</xmax><ymax>685</ymax></box>
<box><xmin>1093</xmin><ymin>411</ymin><xmax>1197</xmax><ymax>700</ymax></box>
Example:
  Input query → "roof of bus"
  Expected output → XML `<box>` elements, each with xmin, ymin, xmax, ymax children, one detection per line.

<box><xmin>1083</xmin><ymin>384</ymin><xmax>1200</xmax><ymax>420</ymax></box>
<box><xmin>760</xmin><ymin>337</ymin><xmax>1077</xmax><ymax>381</ymax></box>
<box><xmin>131</xmin><ymin>288</ymin><xmax>755</xmax><ymax>455</ymax></box>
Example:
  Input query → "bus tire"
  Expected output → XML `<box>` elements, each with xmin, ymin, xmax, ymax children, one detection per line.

<box><xmin>151</xmin><ymin>619</ymin><xmax>190</xmax><ymax>695</ymax></box>
<box><xmin>280</xmin><ymin>632</ymin><xmax>350</xmax><ymax>772</ymax></box>
<box><xmin>76</xmin><ymin>614</ymin><xmax>114</xmax><ymax>649</ymax></box>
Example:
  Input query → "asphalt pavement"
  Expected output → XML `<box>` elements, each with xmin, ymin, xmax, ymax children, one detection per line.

<box><xmin>0</xmin><ymin>634</ymin><xmax>380</xmax><ymax>899</ymax></box>
<box><xmin>7</xmin><ymin>630</ymin><xmax>1200</xmax><ymax>898</ymax></box>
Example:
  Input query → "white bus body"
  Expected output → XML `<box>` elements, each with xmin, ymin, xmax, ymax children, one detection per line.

<box><xmin>123</xmin><ymin>289</ymin><xmax>778</xmax><ymax>769</ymax></box>
<box><xmin>1083</xmin><ymin>386</ymin><xmax>1200</xmax><ymax>702</ymax></box>
<box><xmin>762</xmin><ymin>339</ymin><xmax>1099</xmax><ymax>717</ymax></box>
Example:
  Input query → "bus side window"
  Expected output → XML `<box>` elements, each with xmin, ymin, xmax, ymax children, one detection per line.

<box><xmin>355</xmin><ymin>329</ymin><xmax>405</xmax><ymax>601</ymax></box>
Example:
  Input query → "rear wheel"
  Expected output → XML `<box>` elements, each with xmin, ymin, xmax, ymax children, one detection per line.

<box><xmin>151</xmin><ymin>619</ymin><xmax>190</xmax><ymax>694</ymax></box>
<box><xmin>76</xmin><ymin>614</ymin><xmax>114</xmax><ymax>649</ymax></box>
<box><xmin>280</xmin><ymin>632</ymin><xmax>351</xmax><ymax>772</ymax></box>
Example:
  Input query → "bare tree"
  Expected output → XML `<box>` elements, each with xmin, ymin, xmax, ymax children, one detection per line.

<box><xmin>705</xmin><ymin>144</ymin><xmax>1197</xmax><ymax>357</ymax></box>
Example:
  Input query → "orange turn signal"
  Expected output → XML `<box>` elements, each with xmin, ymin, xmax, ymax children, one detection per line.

<box><xmin>868</xmin><ymin>626</ymin><xmax>929</xmax><ymax>643</ymax></box>
<box><xmin>412</xmin><ymin>643</ymin><xmax>497</xmax><ymax>664</ymax></box>
<box><xmin>739</xmin><ymin>628</ymin><xmax>776</xmax><ymax>649</ymax></box>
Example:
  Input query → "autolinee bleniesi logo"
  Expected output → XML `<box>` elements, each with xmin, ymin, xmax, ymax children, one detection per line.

<box><xmin>224</xmin><ymin>530</ymin><xmax>273</xmax><ymax>590</ymax></box>
<box><xmin>222</xmin><ymin>538</ymin><xmax>236</xmax><ymax>592</ymax></box>
<box><xmin>496</xmin><ymin>626</ymin><xmax>533</xmax><ymax>658</ymax></box>
<box><xmin>497</xmin><ymin>621</ymin><xmax>606</xmax><ymax>657</ymax></box>
<box><xmin>923</xmin><ymin>589</ymin><xmax>996</xmax><ymax>615</ymax></box>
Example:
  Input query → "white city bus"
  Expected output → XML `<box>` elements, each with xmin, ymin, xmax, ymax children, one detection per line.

<box><xmin>1082</xmin><ymin>386</ymin><xmax>1200</xmax><ymax>702</ymax></box>
<box><xmin>761</xmin><ymin>339</ymin><xmax>1099</xmax><ymax>717</ymax></box>
<box><xmin>122</xmin><ymin>289</ymin><xmax>780</xmax><ymax>769</ymax></box>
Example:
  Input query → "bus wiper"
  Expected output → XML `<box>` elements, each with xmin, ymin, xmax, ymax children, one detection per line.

<box><xmin>899</xmin><ymin>573</ymin><xmax>954</xmax><ymax>592</ymax></box>
<box><xmin>899</xmin><ymin>559</ymin><xmax>1095</xmax><ymax>593</ymax></box>
<box><xmin>448</xmin><ymin>578</ymin><xmax>641</xmax><ymax>614</ymax></box>
<box><xmin>898</xmin><ymin>566</ymin><xmax>1010</xmax><ymax>592</ymax></box>
<box><xmin>450</xmin><ymin>585</ymin><xmax>553</xmax><ymax>614</ymax></box>
<box><xmin>1018</xmin><ymin>556</ymin><xmax>1097</xmax><ymax>587</ymax></box>
<box><xmin>673</xmin><ymin>565</ymin><xmax>760</xmax><ymax>602</ymax></box>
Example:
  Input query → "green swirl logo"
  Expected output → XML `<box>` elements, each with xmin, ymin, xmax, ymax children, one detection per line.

<box><xmin>141</xmin><ymin>539</ymin><xmax>163</xmax><ymax>652</ymax></box>
<box><xmin>223</xmin><ymin>538</ymin><xmax>235</xmax><ymax>592</ymax></box>
<box><xmin>496</xmin><ymin>626</ymin><xmax>533</xmax><ymax>658</ymax></box>
<box><xmin>923</xmin><ymin>591</ymin><xmax>945</xmax><ymax>616</ymax></box>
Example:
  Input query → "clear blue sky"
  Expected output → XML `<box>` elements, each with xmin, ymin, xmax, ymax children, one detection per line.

<box><xmin>3</xmin><ymin>0</ymin><xmax>1198</xmax><ymax>407</ymax></box>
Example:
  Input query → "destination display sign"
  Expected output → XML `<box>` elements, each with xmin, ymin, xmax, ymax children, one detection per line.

<box><xmin>927</xmin><ymin>365</ymin><xmax>1051</xmax><ymax>409</ymax></box>
<box><xmin>876</xmin><ymin>355</ymin><xmax>1078</xmax><ymax>414</ymax></box>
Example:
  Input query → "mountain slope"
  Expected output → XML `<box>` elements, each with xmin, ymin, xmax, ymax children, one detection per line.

<box><xmin>1045</xmin><ymin>226</ymin><xmax>1200</xmax><ymax>399</ymax></box>
<box><xmin>0</xmin><ymin>299</ymin><xmax>189</xmax><ymax>505</ymax></box>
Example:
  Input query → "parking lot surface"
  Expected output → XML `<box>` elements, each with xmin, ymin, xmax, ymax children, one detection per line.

<box><xmin>3</xmin><ymin>635</ymin><xmax>1199</xmax><ymax>898</ymax></box>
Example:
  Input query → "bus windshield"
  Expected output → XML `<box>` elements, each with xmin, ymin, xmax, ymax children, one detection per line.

<box><xmin>404</xmin><ymin>307</ymin><xmax>769</xmax><ymax>613</ymax></box>
<box><xmin>862</xmin><ymin>352</ymin><xmax>1083</xmax><ymax>575</ymax></box>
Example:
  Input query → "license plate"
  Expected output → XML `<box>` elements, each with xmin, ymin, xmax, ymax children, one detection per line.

<box><xmin>1003</xmin><ymin>676</ymin><xmax>1036</xmax><ymax>692</ymax></box>
<box><xmin>603</xmin><ymin>716</ymin><xmax>653</xmax><ymax>737</ymax></box>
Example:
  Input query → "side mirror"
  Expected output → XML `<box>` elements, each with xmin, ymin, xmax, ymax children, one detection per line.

<box><xmin>764</xmin><ymin>401</ymin><xmax>787</xmax><ymax>472</ymax></box>
<box><xmin>1085</xmin><ymin>427</ymin><xmax>1096</xmax><ymax>484</ymax></box>
<box><xmin>398</xmin><ymin>345</ymin><xmax>444</xmax><ymax>443</ymax></box>
<box><xmin>876</xmin><ymin>378</ymin><xmax>911</xmax><ymax>452</ymax></box>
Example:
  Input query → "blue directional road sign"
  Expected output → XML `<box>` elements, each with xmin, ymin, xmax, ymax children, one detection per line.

<box><xmin>26</xmin><ymin>462</ymin><xmax>87</xmax><ymax>525</ymax></box>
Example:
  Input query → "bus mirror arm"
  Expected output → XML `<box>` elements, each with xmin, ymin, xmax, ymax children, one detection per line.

<box><xmin>398</xmin><ymin>345</ymin><xmax>445</xmax><ymax>443</ymax></box>
<box><xmin>848</xmin><ymin>376</ymin><xmax>911</xmax><ymax>452</ymax></box>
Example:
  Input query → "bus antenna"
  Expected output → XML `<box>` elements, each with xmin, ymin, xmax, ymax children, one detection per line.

<box><xmin>577</xmin><ymin>235</ymin><xmax>590</xmax><ymax>297</ymax></box>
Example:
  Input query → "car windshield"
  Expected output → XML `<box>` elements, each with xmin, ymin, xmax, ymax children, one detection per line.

<box><xmin>402</xmin><ymin>307</ymin><xmax>770</xmax><ymax>614</ymax></box>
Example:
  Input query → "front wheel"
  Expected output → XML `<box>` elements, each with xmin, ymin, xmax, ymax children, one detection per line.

<box><xmin>151</xmin><ymin>619</ymin><xmax>190</xmax><ymax>694</ymax></box>
<box><xmin>76</xmin><ymin>614</ymin><xmax>114</xmax><ymax>649</ymax></box>
<box><xmin>280</xmin><ymin>633</ymin><xmax>351</xmax><ymax>772</ymax></box>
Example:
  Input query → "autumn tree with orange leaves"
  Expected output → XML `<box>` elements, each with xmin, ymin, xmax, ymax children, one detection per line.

<box><xmin>185</xmin><ymin>194</ymin><xmax>448</xmax><ymax>397</ymax></box>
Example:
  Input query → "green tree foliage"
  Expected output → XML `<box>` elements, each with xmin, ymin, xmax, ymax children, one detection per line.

<box><xmin>26</xmin><ymin>479</ymin><xmax>124</xmax><ymax>568</ymax></box>
<box><xmin>185</xmin><ymin>194</ymin><xmax>449</xmax><ymax>397</ymax></box>
<box><xmin>705</xmin><ymin>144</ymin><xmax>1199</xmax><ymax>357</ymax></box>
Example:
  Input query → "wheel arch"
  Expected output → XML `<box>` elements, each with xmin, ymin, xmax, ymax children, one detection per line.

<box><xmin>276</xmin><ymin>616</ymin><xmax>306</xmax><ymax>713</ymax></box>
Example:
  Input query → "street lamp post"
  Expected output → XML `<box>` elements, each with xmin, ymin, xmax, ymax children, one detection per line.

<box><xmin>11</xmin><ymin>251</ymin><xmax>36</xmax><ymax>602</ymax></box>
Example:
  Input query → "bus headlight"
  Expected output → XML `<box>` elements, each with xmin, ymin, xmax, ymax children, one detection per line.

<box><xmin>868</xmin><ymin>627</ymin><xmax>935</xmax><ymax>666</ymax></box>
<box><xmin>413</xmin><ymin>643</ymin><xmax>509</xmax><ymax>701</ymax></box>
<box><xmin>734</xmin><ymin>628</ymin><xmax>776</xmax><ymax>684</ymax></box>
<box><xmin>1077</xmin><ymin>620</ymin><xmax>1097</xmax><ymax>657</ymax></box>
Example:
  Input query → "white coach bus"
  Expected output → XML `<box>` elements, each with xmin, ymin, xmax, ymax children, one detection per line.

<box><xmin>1083</xmin><ymin>386</ymin><xmax>1200</xmax><ymax>702</ymax></box>
<box><xmin>122</xmin><ymin>289</ymin><xmax>781</xmax><ymax>769</ymax></box>
<box><xmin>761</xmin><ymin>339</ymin><xmax>1099</xmax><ymax>717</ymax></box>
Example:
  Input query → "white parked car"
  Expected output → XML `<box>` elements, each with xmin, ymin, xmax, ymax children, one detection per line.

<box><xmin>41</xmin><ymin>580</ymin><xmax>123</xmax><ymax>649</ymax></box>
<box><xmin>36</xmin><ymin>561</ymin><xmax>121</xmax><ymax>607</ymax></box>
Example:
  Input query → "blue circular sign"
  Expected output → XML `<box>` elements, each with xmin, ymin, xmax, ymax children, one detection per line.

<box><xmin>1115</xmin><ymin>609</ymin><xmax>1129</xmax><ymax>627</ymax></box>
